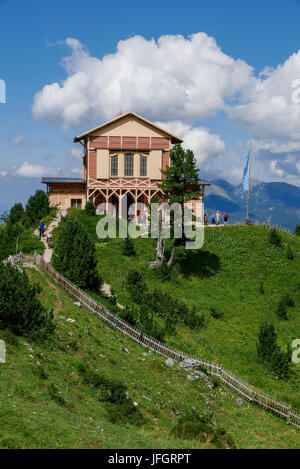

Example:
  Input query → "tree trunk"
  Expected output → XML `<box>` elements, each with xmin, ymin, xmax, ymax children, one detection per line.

<box><xmin>167</xmin><ymin>247</ymin><xmax>175</xmax><ymax>269</ymax></box>
<box><xmin>156</xmin><ymin>208</ymin><xmax>164</xmax><ymax>265</ymax></box>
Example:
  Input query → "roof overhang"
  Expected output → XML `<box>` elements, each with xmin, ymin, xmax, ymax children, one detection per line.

<box><xmin>41</xmin><ymin>177</ymin><xmax>85</xmax><ymax>185</ymax></box>
<box><xmin>74</xmin><ymin>111</ymin><xmax>183</xmax><ymax>144</ymax></box>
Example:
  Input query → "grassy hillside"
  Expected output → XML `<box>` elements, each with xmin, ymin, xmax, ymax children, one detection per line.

<box><xmin>57</xmin><ymin>209</ymin><xmax>300</xmax><ymax>413</ymax></box>
<box><xmin>0</xmin><ymin>266</ymin><xmax>299</xmax><ymax>449</ymax></box>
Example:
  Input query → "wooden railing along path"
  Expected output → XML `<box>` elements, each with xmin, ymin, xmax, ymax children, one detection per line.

<box><xmin>23</xmin><ymin>253</ymin><xmax>300</xmax><ymax>430</ymax></box>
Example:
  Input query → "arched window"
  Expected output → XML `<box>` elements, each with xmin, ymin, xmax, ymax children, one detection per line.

<box><xmin>140</xmin><ymin>156</ymin><xmax>147</xmax><ymax>176</ymax></box>
<box><xmin>124</xmin><ymin>154</ymin><xmax>133</xmax><ymax>176</ymax></box>
<box><xmin>111</xmin><ymin>155</ymin><xmax>118</xmax><ymax>176</ymax></box>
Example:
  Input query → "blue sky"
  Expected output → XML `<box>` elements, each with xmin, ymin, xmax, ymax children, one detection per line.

<box><xmin>1</xmin><ymin>0</ymin><xmax>300</xmax><ymax>213</ymax></box>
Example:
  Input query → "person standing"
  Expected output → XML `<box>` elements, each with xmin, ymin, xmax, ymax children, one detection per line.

<box><xmin>204</xmin><ymin>213</ymin><xmax>208</xmax><ymax>226</ymax></box>
<box><xmin>223</xmin><ymin>212</ymin><xmax>228</xmax><ymax>225</ymax></box>
<box><xmin>39</xmin><ymin>219</ymin><xmax>45</xmax><ymax>238</ymax></box>
<box><xmin>211</xmin><ymin>215</ymin><xmax>216</xmax><ymax>225</ymax></box>
<box><xmin>216</xmin><ymin>211</ymin><xmax>220</xmax><ymax>225</ymax></box>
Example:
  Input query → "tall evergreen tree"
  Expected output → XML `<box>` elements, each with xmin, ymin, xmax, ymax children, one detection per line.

<box><xmin>52</xmin><ymin>216</ymin><xmax>101</xmax><ymax>289</ymax></box>
<box><xmin>9</xmin><ymin>203</ymin><xmax>25</xmax><ymax>225</ymax></box>
<box><xmin>26</xmin><ymin>190</ymin><xmax>50</xmax><ymax>223</ymax></box>
<box><xmin>157</xmin><ymin>144</ymin><xmax>203</xmax><ymax>268</ymax></box>
<box><xmin>0</xmin><ymin>263</ymin><xmax>54</xmax><ymax>338</ymax></box>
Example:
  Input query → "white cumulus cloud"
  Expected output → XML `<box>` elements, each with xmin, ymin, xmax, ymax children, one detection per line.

<box><xmin>155</xmin><ymin>121</ymin><xmax>225</xmax><ymax>165</ymax></box>
<box><xmin>228</xmin><ymin>52</ymin><xmax>300</xmax><ymax>140</ymax></box>
<box><xmin>14</xmin><ymin>162</ymin><xmax>60</xmax><ymax>178</ymax></box>
<box><xmin>32</xmin><ymin>33</ymin><xmax>254</xmax><ymax>129</ymax></box>
<box><xmin>0</xmin><ymin>171</ymin><xmax>7</xmax><ymax>177</ymax></box>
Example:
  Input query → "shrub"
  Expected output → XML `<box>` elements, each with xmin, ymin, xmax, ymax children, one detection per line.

<box><xmin>77</xmin><ymin>364</ymin><xmax>145</xmax><ymax>425</ymax></box>
<box><xmin>256</xmin><ymin>322</ymin><xmax>292</xmax><ymax>380</ymax></box>
<box><xmin>85</xmin><ymin>200</ymin><xmax>96</xmax><ymax>216</ymax></box>
<box><xmin>26</xmin><ymin>190</ymin><xmax>50</xmax><ymax>224</ymax></box>
<box><xmin>210</xmin><ymin>307</ymin><xmax>224</xmax><ymax>320</ymax></box>
<box><xmin>9</xmin><ymin>203</ymin><xmax>25</xmax><ymax>225</ymax></box>
<box><xmin>256</xmin><ymin>322</ymin><xmax>278</xmax><ymax>363</ymax></box>
<box><xmin>294</xmin><ymin>225</ymin><xmax>300</xmax><ymax>236</ymax></box>
<box><xmin>52</xmin><ymin>216</ymin><xmax>102</xmax><ymax>289</ymax></box>
<box><xmin>184</xmin><ymin>306</ymin><xmax>205</xmax><ymax>329</ymax></box>
<box><xmin>275</xmin><ymin>298</ymin><xmax>288</xmax><ymax>320</ymax></box>
<box><xmin>48</xmin><ymin>383</ymin><xmax>66</xmax><ymax>406</ymax></box>
<box><xmin>282</xmin><ymin>292</ymin><xmax>295</xmax><ymax>307</ymax></box>
<box><xmin>0</xmin><ymin>263</ymin><xmax>55</xmax><ymax>339</ymax></box>
<box><xmin>120</xmin><ymin>236</ymin><xmax>135</xmax><ymax>256</ymax></box>
<box><xmin>0</xmin><ymin>329</ymin><xmax>18</xmax><ymax>346</ymax></box>
<box><xmin>269</xmin><ymin>228</ymin><xmax>282</xmax><ymax>247</ymax></box>
<box><xmin>259</xmin><ymin>281</ymin><xmax>265</xmax><ymax>295</ymax></box>
<box><xmin>271</xmin><ymin>346</ymin><xmax>292</xmax><ymax>380</ymax></box>
<box><xmin>286</xmin><ymin>246</ymin><xmax>294</xmax><ymax>260</ymax></box>
<box><xmin>172</xmin><ymin>410</ymin><xmax>236</xmax><ymax>449</ymax></box>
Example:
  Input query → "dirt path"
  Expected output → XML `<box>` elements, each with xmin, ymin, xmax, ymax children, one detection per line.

<box><xmin>42</xmin><ymin>207</ymin><xmax>67</xmax><ymax>263</ymax></box>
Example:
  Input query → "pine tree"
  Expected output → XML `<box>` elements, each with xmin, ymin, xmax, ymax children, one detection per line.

<box><xmin>85</xmin><ymin>200</ymin><xmax>96</xmax><ymax>216</ymax></box>
<box><xmin>256</xmin><ymin>322</ymin><xmax>278</xmax><ymax>363</ymax></box>
<box><xmin>9</xmin><ymin>203</ymin><xmax>25</xmax><ymax>225</ymax></box>
<box><xmin>0</xmin><ymin>263</ymin><xmax>54</xmax><ymax>338</ymax></box>
<box><xmin>52</xmin><ymin>216</ymin><xmax>101</xmax><ymax>289</ymax></box>
<box><xmin>157</xmin><ymin>144</ymin><xmax>203</xmax><ymax>268</ymax></box>
<box><xmin>26</xmin><ymin>190</ymin><xmax>50</xmax><ymax>223</ymax></box>
<box><xmin>121</xmin><ymin>236</ymin><xmax>135</xmax><ymax>256</ymax></box>
<box><xmin>269</xmin><ymin>227</ymin><xmax>282</xmax><ymax>247</ymax></box>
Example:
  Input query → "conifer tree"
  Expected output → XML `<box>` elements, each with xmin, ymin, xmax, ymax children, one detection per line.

<box><xmin>157</xmin><ymin>144</ymin><xmax>202</xmax><ymax>268</ymax></box>
<box><xmin>52</xmin><ymin>217</ymin><xmax>101</xmax><ymax>289</ymax></box>
<box><xmin>0</xmin><ymin>263</ymin><xmax>54</xmax><ymax>338</ymax></box>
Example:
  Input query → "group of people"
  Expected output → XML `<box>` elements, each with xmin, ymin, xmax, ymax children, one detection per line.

<box><xmin>204</xmin><ymin>211</ymin><xmax>229</xmax><ymax>226</ymax></box>
<box><xmin>39</xmin><ymin>219</ymin><xmax>52</xmax><ymax>247</ymax></box>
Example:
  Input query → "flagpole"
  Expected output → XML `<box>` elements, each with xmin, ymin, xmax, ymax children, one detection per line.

<box><xmin>246</xmin><ymin>141</ymin><xmax>253</xmax><ymax>224</ymax></box>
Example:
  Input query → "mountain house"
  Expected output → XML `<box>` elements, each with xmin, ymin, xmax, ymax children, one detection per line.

<box><xmin>41</xmin><ymin>111</ymin><xmax>209</xmax><ymax>218</ymax></box>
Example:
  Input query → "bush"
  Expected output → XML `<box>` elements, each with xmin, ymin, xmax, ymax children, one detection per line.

<box><xmin>52</xmin><ymin>216</ymin><xmax>102</xmax><ymax>289</ymax></box>
<box><xmin>9</xmin><ymin>203</ymin><xmax>25</xmax><ymax>225</ymax></box>
<box><xmin>0</xmin><ymin>263</ymin><xmax>55</xmax><ymax>339</ymax></box>
<box><xmin>294</xmin><ymin>225</ymin><xmax>300</xmax><ymax>236</ymax></box>
<box><xmin>77</xmin><ymin>364</ymin><xmax>145</xmax><ymax>425</ymax></box>
<box><xmin>256</xmin><ymin>322</ymin><xmax>292</xmax><ymax>380</ymax></box>
<box><xmin>269</xmin><ymin>228</ymin><xmax>282</xmax><ymax>247</ymax></box>
<box><xmin>120</xmin><ymin>236</ymin><xmax>135</xmax><ymax>256</ymax></box>
<box><xmin>0</xmin><ymin>329</ymin><xmax>18</xmax><ymax>346</ymax></box>
<box><xmin>172</xmin><ymin>410</ymin><xmax>236</xmax><ymax>449</ymax></box>
<box><xmin>271</xmin><ymin>345</ymin><xmax>292</xmax><ymax>380</ymax></box>
<box><xmin>275</xmin><ymin>298</ymin><xmax>288</xmax><ymax>320</ymax></box>
<box><xmin>85</xmin><ymin>201</ymin><xmax>96</xmax><ymax>216</ymax></box>
<box><xmin>259</xmin><ymin>281</ymin><xmax>265</xmax><ymax>295</ymax></box>
<box><xmin>257</xmin><ymin>322</ymin><xmax>278</xmax><ymax>363</ymax></box>
<box><xmin>26</xmin><ymin>190</ymin><xmax>50</xmax><ymax>224</ymax></box>
<box><xmin>282</xmin><ymin>292</ymin><xmax>295</xmax><ymax>307</ymax></box>
<box><xmin>286</xmin><ymin>246</ymin><xmax>294</xmax><ymax>260</ymax></box>
<box><xmin>210</xmin><ymin>307</ymin><xmax>224</xmax><ymax>319</ymax></box>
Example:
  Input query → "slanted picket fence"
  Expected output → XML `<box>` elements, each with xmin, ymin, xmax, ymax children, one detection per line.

<box><xmin>24</xmin><ymin>253</ymin><xmax>300</xmax><ymax>430</ymax></box>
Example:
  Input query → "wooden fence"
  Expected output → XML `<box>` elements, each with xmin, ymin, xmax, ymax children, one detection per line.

<box><xmin>26</xmin><ymin>253</ymin><xmax>300</xmax><ymax>430</ymax></box>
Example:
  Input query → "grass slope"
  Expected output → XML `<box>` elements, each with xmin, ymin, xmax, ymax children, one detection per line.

<box><xmin>58</xmin><ymin>210</ymin><xmax>300</xmax><ymax>414</ymax></box>
<box><xmin>0</xmin><ymin>266</ymin><xmax>299</xmax><ymax>449</ymax></box>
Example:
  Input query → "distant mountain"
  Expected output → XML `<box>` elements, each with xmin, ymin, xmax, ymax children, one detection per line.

<box><xmin>204</xmin><ymin>179</ymin><xmax>300</xmax><ymax>232</ymax></box>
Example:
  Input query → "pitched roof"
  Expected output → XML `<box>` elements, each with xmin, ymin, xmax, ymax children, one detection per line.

<box><xmin>74</xmin><ymin>111</ymin><xmax>183</xmax><ymax>144</ymax></box>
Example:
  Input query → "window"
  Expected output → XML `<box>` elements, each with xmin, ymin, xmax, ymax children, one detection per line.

<box><xmin>140</xmin><ymin>156</ymin><xmax>147</xmax><ymax>176</ymax></box>
<box><xmin>71</xmin><ymin>199</ymin><xmax>82</xmax><ymax>208</ymax></box>
<box><xmin>111</xmin><ymin>155</ymin><xmax>118</xmax><ymax>176</ymax></box>
<box><xmin>124</xmin><ymin>154</ymin><xmax>133</xmax><ymax>176</ymax></box>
